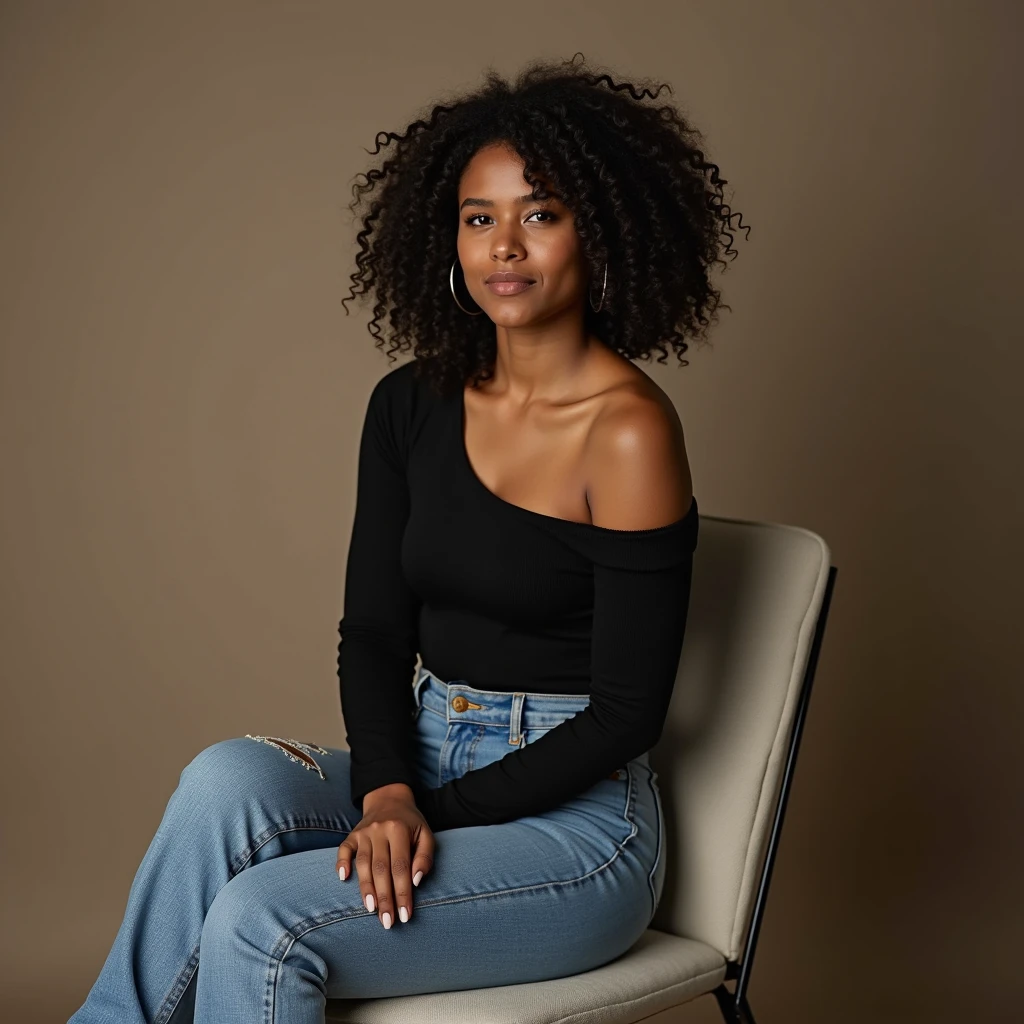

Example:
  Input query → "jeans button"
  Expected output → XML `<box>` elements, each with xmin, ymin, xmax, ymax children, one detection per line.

<box><xmin>452</xmin><ymin>695</ymin><xmax>468</xmax><ymax>712</ymax></box>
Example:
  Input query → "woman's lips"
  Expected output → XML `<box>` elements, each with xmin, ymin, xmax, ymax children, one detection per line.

<box><xmin>486</xmin><ymin>280</ymin><xmax>535</xmax><ymax>295</ymax></box>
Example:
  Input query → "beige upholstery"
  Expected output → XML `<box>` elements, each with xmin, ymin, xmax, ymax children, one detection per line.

<box><xmin>327</xmin><ymin>512</ymin><xmax>833</xmax><ymax>1023</ymax></box>
<box><xmin>327</xmin><ymin>932</ymin><xmax>726</xmax><ymax>1024</ymax></box>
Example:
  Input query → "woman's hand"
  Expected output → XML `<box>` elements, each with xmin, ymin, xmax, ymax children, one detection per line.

<box><xmin>336</xmin><ymin>783</ymin><xmax>435</xmax><ymax>929</ymax></box>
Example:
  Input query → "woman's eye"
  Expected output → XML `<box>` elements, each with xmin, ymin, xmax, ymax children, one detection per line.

<box><xmin>465</xmin><ymin>210</ymin><xmax>555</xmax><ymax>226</ymax></box>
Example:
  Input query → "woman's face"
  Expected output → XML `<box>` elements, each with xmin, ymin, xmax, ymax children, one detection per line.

<box><xmin>455</xmin><ymin>143</ymin><xmax>589</xmax><ymax>328</ymax></box>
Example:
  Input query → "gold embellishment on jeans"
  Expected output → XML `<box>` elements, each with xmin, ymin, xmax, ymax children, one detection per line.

<box><xmin>451</xmin><ymin>696</ymin><xmax>484</xmax><ymax>712</ymax></box>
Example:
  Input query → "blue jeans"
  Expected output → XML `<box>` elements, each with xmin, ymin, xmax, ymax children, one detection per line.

<box><xmin>69</xmin><ymin>664</ymin><xmax>666</xmax><ymax>1023</ymax></box>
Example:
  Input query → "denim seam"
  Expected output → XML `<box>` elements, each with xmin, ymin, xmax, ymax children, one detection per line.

<box><xmin>437</xmin><ymin>720</ymin><xmax>454</xmax><ymax>786</ymax></box>
<box><xmin>151</xmin><ymin>819</ymin><xmax>351</xmax><ymax>1024</ymax></box>
<box><xmin>153</xmin><ymin>946</ymin><xmax>200</xmax><ymax>1024</ymax></box>
<box><xmin>229</xmin><ymin>820</ymin><xmax>352</xmax><ymax>877</ymax></box>
<box><xmin>264</xmin><ymin>767</ymin><xmax>643</xmax><ymax>1020</ymax></box>
<box><xmin>421</xmin><ymin>671</ymin><xmax>592</xmax><ymax>702</ymax></box>
<box><xmin>464</xmin><ymin>724</ymin><xmax>487</xmax><ymax>772</ymax></box>
<box><xmin>643</xmin><ymin>765</ymin><xmax>662</xmax><ymax>924</ymax></box>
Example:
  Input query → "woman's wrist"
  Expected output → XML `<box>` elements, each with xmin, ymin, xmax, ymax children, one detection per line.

<box><xmin>362</xmin><ymin>782</ymin><xmax>415</xmax><ymax>812</ymax></box>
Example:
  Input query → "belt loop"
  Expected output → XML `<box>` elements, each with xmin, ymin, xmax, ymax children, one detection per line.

<box><xmin>509</xmin><ymin>692</ymin><xmax>525</xmax><ymax>745</ymax></box>
<box><xmin>411</xmin><ymin>665</ymin><xmax>430</xmax><ymax>714</ymax></box>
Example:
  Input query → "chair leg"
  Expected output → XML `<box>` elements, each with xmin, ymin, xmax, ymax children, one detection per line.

<box><xmin>713</xmin><ymin>985</ymin><xmax>738</xmax><ymax>1023</ymax></box>
<box><xmin>713</xmin><ymin>984</ymin><xmax>758</xmax><ymax>1024</ymax></box>
<box><xmin>738</xmin><ymin>995</ymin><xmax>758</xmax><ymax>1024</ymax></box>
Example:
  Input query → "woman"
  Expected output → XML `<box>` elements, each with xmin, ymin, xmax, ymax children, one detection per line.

<box><xmin>70</xmin><ymin>52</ymin><xmax>748</xmax><ymax>1024</ymax></box>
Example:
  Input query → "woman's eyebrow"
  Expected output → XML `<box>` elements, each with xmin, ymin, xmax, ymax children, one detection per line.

<box><xmin>459</xmin><ymin>193</ymin><xmax>558</xmax><ymax>210</ymax></box>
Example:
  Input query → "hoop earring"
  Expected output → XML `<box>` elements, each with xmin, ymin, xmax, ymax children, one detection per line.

<box><xmin>450</xmin><ymin>258</ymin><xmax>483</xmax><ymax>316</ymax></box>
<box><xmin>589</xmin><ymin>263</ymin><xmax>608</xmax><ymax>313</ymax></box>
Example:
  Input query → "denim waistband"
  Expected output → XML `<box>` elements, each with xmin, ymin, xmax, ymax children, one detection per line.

<box><xmin>412</xmin><ymin>664</ymin><xmax>650</xmax><ymax>767</ymax></box>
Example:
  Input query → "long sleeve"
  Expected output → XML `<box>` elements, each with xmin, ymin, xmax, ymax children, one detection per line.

<box><xmin>337</xmin><ymin>371</ymin><xmax>422</xmax><ymax>816</ymax></box>
<box><xmin>415</xmin><ymin>508</ymin><xmax>698</xmax><ymax>832</ymax></box>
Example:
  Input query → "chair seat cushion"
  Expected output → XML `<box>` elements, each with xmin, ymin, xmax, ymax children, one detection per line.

<box><xmin>324</xmin><ymin>928</ymin><xmax>727</xmax><ymax>1024</ymax></box>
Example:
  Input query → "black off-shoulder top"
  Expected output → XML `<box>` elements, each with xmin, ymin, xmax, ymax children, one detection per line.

<box><xmin>337</xmin><ymin>360</ymin><xmax>699</xmax><ymax>831</ymax></box>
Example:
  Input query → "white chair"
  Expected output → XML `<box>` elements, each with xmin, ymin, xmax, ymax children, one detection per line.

<box><xmin>326</xmin><ymin>511</ymin><xmax>836</xmax><ymax>1024</ymax></box>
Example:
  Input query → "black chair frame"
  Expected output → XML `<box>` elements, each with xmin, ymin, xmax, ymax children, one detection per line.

<box><xmin>710</xmin><ymin>564</ymin><xmax>837</xmax><ymax>1024</ymax></box>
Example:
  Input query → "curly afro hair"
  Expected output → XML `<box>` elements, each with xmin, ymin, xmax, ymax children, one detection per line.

<box><xmin>341</xmin><ymin>52</ymin><xmax>750</xmax><ymax>400</ymax></box>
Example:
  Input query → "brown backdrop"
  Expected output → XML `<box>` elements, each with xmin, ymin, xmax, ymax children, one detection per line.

<box><xmin>1</xmin><ymin>2</ymin><xmax>1020</xmax><ymax>1021</ymax></box>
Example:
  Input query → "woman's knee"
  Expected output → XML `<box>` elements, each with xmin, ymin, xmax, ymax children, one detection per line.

<box><xmin>198</xmin><ymin>868</ymin><xmax>276</xmax><ymax>971</ymax></box>
<box><xmin>173</xmin><ymin>737</ymin><xmax>267</xmax><ymax>816</ymax></box>
<box><xmin>180</xmin><ymin>736</ymin><xmax>252</xmax><ymax>782</ymax></box>
<box><xmin>199</xmin><ymin>863</ymin><xmax>326</xmax><ymax>975</ymax></box>
<box><xmin>175</xmin><ymin>736</ymin><xmax>351</xmax><ymax>817</ymax></box>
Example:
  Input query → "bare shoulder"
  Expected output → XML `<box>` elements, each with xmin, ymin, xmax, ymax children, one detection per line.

<box><xmin>583</xmin><ymin>369</ymin><xmax>693</xmax><ymax>530</ymax></box>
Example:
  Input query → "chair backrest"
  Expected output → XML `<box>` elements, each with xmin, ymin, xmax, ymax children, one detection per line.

<box><xmin>650</xmin><ymin>512</ymin><xmax>832</xmax><ymax>964</ymax></box>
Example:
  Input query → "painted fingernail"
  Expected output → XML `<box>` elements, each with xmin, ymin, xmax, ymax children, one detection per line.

<box><xmin>382</xmin><ymin>912</ymin><xmax>392</xmax><ymax>929</ymax></box>
<box><xmin>413</xmin><ymin>871</ymin><xmax>423</xmax><ymax>887</ymax></box>
<box><xmin>365</xmin><ymin>893</ymin><xmax>375</xmax><ymax>913</ymax></box>
<box><xmin>399</xmin><ymin>906</ymin><xmax>409</xmax><ymax>923</ymax></box>
<box><xmin>338</xmin><ymin>866</ymin><xmax>346</xmax><ymax>881</ymax></box>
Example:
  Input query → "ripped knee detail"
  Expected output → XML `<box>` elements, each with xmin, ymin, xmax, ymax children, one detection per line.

<box><xmin>244</xmin><ymin>735</ymin><xmax>333</xmax><ymax>780</ymax></box>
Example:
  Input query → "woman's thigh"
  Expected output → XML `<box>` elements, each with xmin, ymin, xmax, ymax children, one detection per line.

<box><xmin>199</xmin><ymin>783</ymin><xmax>656</xmax><ymax>1003</ymax></box>
<box><xmin>196</xmin><ymin>667</ymin><xmax>663</xmax><ymax>1002</ymax></box>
